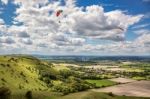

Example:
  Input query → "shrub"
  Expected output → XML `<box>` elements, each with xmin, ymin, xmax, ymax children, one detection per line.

<box><xmin>0</xmin><ymin>87</ymin><xmax>11</xmax><ymax>99</ymax></box>
<box><xmin>1</xmin><ymin>78</ymin><xmax>6</xmax><ymax>82</ymax></box>
<box><xmin>7</xmin><ymin>64</ymin><xmax>10</xmax><ymax>67</ymax></box>
<box><xmin>25</xmin><ymin>80</ymin><xmax>29</xmax><ymax>83</ymax></box>
<box><xmin>25</xmin><ymin>91</ymin><xmax>32</xmax><ymax>99</ymax></box>
<box><xmin>108</xmin><ymin>92</ymin><xmax>114</xmax><ymax>97</ymax></box>
<box><xmin>20</xmin><ymin>72</ymin><xmax>25</xmax><ymax>77</ymax></box>
<box><xmin>59</xmin><ymin>70</ymin><xmax>73</xmax><ymax>79</ymax></box>
<box><xmin>19</xmin><ymin>84</ymin><xmax>24</xmax><ymax>89</ymax></box>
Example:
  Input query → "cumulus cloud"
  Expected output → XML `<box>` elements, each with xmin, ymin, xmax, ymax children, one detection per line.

<box><xmin>65</xmin><ymin>6</ymin><xmax>143</xmax><ymax>41</ymax></box>
<box><xmin>1</xmin><ymin>0</ymin><xmax>8</xmax><ymax>4</ymax></box>
<box><xmin>0</xmin><ymin>19</ymin><xmax>5</xmax><ymax>24</ymax></box>
<box><xmin>134</xmin><ymin>29</ymin><xmax>150</xmax><ymax>35</ymax></box>
<box><xmin>135</xmin><ymin>34</ymin><xmax>150</xmax><ymax>45</ymax></box>
<box><xmin>0</xmin><ymin>0</ymin><xmax>148</xmax><ymax>55</ymax></box>
<box><xmin>132</xmin><ymin>24</ymin><xmax>150</xmax><ymax>29</ymax></box>
<box><xmin>0</xmin><ymin>37</ymin><xmax>15</xmax><ymax>44</ymax></box>
<box><xmin>19</xmin><ymin>38</ymin><xmax>32</xmax><ymax>45</ymax></box>
<box><xmin>50</xmin><ymin>33</ymin><xmax>85</xmax><ymax>46</ymax></box>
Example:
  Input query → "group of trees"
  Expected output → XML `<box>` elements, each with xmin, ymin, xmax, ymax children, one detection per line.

<box><xmin>52</xmin><ymin>77</ymin><xmax>94</xmax><ymax>95</ymax></box>
<box><xmin>68</xmin><ymin>67</ymin><xmax>113</xmax><ymax>80</ymax></box>
<box><xmin>68</xmin><ymin>65</ymin><xmax>150</xmax><ymax>80</ymax></box>
<box><xmin>37</xmin><ymin>68</ymin><xmax>95</xmax><ymax>94</ymax></box>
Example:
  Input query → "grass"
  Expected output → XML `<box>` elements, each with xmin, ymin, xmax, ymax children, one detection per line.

<box><xmin>83</xmin><ymin>92</ymin><xmax>149</xmax><ymax>99</ymax></box>
<box><xmin>132</xmin><ymin>76</ymin><xmax>146</xmax><ymax>80</ymax></box>
<box><xmin>47</xmin><ymin>91</ymin><xmax>150</xmax><ymax>99</ymax></box>
<box><xmin>2</xmin><ymin>90</ymin><xmax>150</xmax><ymax>99</ymax></box>
<box><xmin>0</xmin><ymin>55</ymin><xmax>48</xmax><ymax>92</ymax></box>
<box><xmin>85</xmin><ymin>79</ymin><xmax>117</xmax><ymax>87</ymax></box>
<box><xmin>125</xmin><ymin>68</ymin><xmax>144</xmax><ymax>72</ymax></box>
<box><xmin>53</xmin><ymin>63</ymin><xmax>69</xmax><ymax>71</ymax></box>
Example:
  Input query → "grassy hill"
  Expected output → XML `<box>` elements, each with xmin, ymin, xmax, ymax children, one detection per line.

<box><xmin>0</xmin><ymin>55</ymin><xmax>51</xmax><ymax>92</ymax></box>
<box><xmin>0</xmin><ymin>55</ymin><xmax>94</xmax><ymax>98</ymax></box>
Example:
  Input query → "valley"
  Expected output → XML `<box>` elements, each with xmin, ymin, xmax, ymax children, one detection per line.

<box><xmin>0</xmin><ymin>55</ymin><xmax>150</xmax><ymax>99</ymax></box>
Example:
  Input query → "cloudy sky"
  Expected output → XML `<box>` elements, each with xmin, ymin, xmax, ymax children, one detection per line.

<box><xmin>0</xmin><ymin>0</ymin><xmax>150</xmax><ymax>55</ymax></box>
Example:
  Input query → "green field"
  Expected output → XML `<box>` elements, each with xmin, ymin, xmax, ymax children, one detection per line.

<box><xmin>85</xmin><ymin>79</ymin><xmax>117</xmax><ymax>87</ymax></box>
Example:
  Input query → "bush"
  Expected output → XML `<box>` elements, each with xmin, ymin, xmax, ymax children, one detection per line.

<box><xmin>108</xmin><ymin>92</ymin><xmax>114</xmax><ymax>97</ymax></box>
<box><xmin>20</xmin><ymin>72</ymin><xmax>25</xmax><ymax>77</ymax></box>
<box><xmin>25</xmin><ymin>91</ymin><xmax>32</xmax><ymax>99</ymax></box>
<box><xmin>59</xmin><ymin>70</ymin><xmax>73</xmax><ymax>79</ymax></box>
<box><xmin>1</xmin><ymin>78</ymin><xmax>6</xmax><ymax>82</ymax></box>
<box><xmin>6</xmin><ymin>64</ymin><xmax>10</xmax><ymax>67</ymax></box>
<box><xmin>52</xmin><ymin>84</ymin><xmax>69</xmax><ymax>94</ymax></box>
<box><xmin>0</xmin><ymin>87</ymin><xmax>11</xmax><ymax>99</ymax></box>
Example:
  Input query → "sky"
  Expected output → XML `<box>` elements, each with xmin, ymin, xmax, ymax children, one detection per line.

<box><xmin>0</xmin><ymin>0</ymin><xmax>150</xmax><ymax>55</ymax></box>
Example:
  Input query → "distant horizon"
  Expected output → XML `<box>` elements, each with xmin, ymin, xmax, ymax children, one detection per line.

<box><xmin>0</xmin><ymin>53</ymin><xmax>150</xmax><ymax>57</ymax></box>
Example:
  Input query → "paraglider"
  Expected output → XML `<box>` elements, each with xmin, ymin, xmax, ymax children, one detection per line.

<box><xmin>56</xmin><ymin>10</ymin><xmax>63</xmax><ymax>17</ymax></box>
<box><xmin>56</xmin><ymin>10</ymin><xmax>63</xmax><ymax>23</ymax></box>
<box><xmin>117</xmin><ymin>27</ymin><xmax>124</xmax><ymax>31</ymax></box>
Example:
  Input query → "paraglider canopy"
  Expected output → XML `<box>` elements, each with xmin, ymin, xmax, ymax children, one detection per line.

<box><xmin>117</xmin><ymin>27</ymin><xmax>124</xmax><ymax>31</ymax></box>
<box><xmin>56</xmin><ymin>10</ymin><xmax>63</xmax><ymax>17</ymax></box>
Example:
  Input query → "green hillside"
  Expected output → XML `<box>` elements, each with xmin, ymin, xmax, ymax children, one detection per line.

<box><xmin>0</xmin><ymin>55</ymin><xmax>94</xmax><ymax>98</ymax></box>
<box><xmin>0</xmin><ymin>55</ymin><xmax>50</xmax><ymax>92</ymax></box>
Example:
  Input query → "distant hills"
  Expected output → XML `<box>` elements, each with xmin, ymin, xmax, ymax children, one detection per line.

<box><xmin>34</xmin><ymin>55</ymin><xmax>150</xmax><ymax>62</ymax></box>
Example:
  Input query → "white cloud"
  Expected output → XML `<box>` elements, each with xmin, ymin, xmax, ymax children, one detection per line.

<box><xmin>0</xmin><ymin>0</ymin><xmax>148</xmax><ymax>55</ymax></box>
<box><xmin>143</xmin><ymin>0</ymin><xmax>150</xmax><ymax>2</ymax></box>
<box><xmin>67</xmin><ymin>7</ymin><xmax>143</xmax><ymax>41</ymax></box>
<box><xmin>0</xmin><ymin>37</ymin><xmax>15</xmax><ymax>44</ymax></box>
<box><xmin>19</xmin><ymin>38</ymin><xmax>32</xmax><ymax>45</ymax></box>
<box><xmin>135</xmin><ymin>34</ymin><xmax>150</xmax><ymax>46</ymax></box>
<box><xmin>134</xmin><ymin>29</ymin><xmax>150</xmax><ymax>35</ymax></box>
<box><xmin>132</xmin><ymin>24</ymin><xmax>150</xmax><ymax>29</ymax></box>
<box><xmin>1</xmin><ymin>0</ymin><xmax>8</xmax><ymax>4</ymax></box>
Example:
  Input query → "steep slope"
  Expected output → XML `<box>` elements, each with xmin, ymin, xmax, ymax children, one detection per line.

<box><xmin>0</xmin><ymin>55</ymin><xmax>52</xmax><ymax>92</ymax></box>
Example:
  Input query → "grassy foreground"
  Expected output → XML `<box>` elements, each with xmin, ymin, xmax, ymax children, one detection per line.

<box><xmin>9</xmin><ymin>91</ymin><xmax>150</xmax><ymax>99</ymax></box>
<box><xmin>48</xmin><ymin>91</ymin><xmax>150</xmax><ymax>99</ymax></box>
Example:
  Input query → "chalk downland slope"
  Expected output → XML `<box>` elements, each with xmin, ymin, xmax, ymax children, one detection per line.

<box><xmin>0</xmin><ymin>55</ymin><xmax>52</xmax><ymax>92</ymax></box>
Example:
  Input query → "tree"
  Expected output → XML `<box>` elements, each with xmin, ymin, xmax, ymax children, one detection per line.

<box><xmin>0</xmin><ymin>87</ymin><xmax>11</xmax><ymax>99</ymax></box>
<box><xmin>25</xmin><ymin>91</ymin><xmax>32</xmax><ymax>99</ymax></box>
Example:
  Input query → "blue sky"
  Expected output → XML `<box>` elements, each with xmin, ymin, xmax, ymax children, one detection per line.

<box><xmin>0</xmin><ymin>0</ymin><xmax>149</xmax><ymax>55</ymax></box>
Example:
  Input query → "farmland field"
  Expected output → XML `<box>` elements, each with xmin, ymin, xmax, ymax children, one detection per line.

<box><xmin>85</xmin><ymin>79</ymin><xmax>117</xmax><ymax>87</ymax></box>
<box><xmin>109</xmin><ymin>78</ymin><xmax>136</xmax><ymax>83</ymax></box>
<box><xmin>92</xmin><ymin>81</ymin><xmax>150</xmax><ymax>97</ymax></box>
